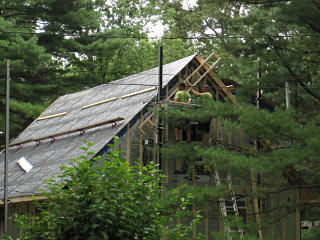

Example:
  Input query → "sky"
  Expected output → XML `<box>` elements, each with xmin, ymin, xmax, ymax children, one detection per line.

<box><xmin>145</xmin><ymin>0</ymin><xmax>198</xmax><ymax>38</ymax></box>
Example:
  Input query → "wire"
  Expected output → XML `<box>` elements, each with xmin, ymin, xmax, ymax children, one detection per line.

<box><xmin>1</xmin><ymin>76</ymin><xmax>319</xmax><ymax>89</ymax></box>
<box><xmin>1</xmin><ymin>29</ymin><xmax>320</xmax><ymax>39</ymax></box>
<box><xmin>1</xmin><ymin>78</ymin><xmax>320</xmax><ymax>90</ymax></box>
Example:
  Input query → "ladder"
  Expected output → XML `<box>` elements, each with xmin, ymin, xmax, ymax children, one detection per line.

<box><xmin>214</xmin><ymin>167</ymin><xmax>244</xmax><ymax>240</ymax></box>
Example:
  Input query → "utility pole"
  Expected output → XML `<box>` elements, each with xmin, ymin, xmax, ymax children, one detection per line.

<box><xmin>253</xmin><ymin>57</ymin><xmax>263</xmax><ymax>240</ymax></box>
<box><xmin>285</xmin><ymin>82</ymin><xmax>290</xmax><ymax>110</ymax></box>
<box><xmin>4</xmin><ymin>59</ymin><xmax>10</xmax><ymax>234</ymax></box>
<box><xmin>157</xmin><ymin>46</ymin><xmax>163</xmax><ymax>171</ymax></box>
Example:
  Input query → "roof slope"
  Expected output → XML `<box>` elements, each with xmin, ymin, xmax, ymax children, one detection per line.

<box><xmin>0</xmin><ymin>54</ymin><xmax>196</xmax><ymax>199</ymax></box>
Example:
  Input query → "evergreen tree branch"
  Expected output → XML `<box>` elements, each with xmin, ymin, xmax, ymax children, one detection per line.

<box><xmin>267</xmin><ymin>37</ymin><xmax>320</xmax><ymax>103</ymax></box>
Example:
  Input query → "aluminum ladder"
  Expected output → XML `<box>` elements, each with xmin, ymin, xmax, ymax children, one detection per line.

<box><xmin>214</xmin><ymin>168</ymin><xmax>244</xmax><ymax>240</ymax></box>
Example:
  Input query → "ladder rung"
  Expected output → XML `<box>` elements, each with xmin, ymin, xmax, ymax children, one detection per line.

<box><xmin>214</xmin><ymin>165</ymin><xmax>244</xmax><ymax>239</ymax></box>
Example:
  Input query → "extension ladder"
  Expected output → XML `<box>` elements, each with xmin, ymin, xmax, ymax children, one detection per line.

<box><xmin>214</xmin><ymin>168</ymin><xmax>244</xmax><ymax>240</ymax></box>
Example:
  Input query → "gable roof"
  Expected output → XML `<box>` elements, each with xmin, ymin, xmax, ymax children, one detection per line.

<box><xmin>0</xmin><ymin>54</ymin><xmax>196</xmax><ymax>200</ymax></box>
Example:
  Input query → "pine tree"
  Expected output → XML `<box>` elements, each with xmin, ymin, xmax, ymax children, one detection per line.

<box><xmin>147</xmin><ymin>0</ymin><xmax>320</xmax><ymax>238</ymax></box>
<box><xmin>0</xmin><ymin>0</ymin><xmax>150</xmax><ymax>144</ymax></box>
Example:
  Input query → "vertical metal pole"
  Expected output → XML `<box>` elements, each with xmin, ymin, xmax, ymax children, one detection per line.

<box><xmin>158</xmin><ymin>46</ymin><xmax>163</xmax><ymax>101</ymax></box>
<box><xmin>157</xmin><ymin>46</ymin><xmax>163</xmax><ymax>170</ymax></box>
<box><xmin>285</xmin><ymin>82</ymin><xmax>290</xmax><ymax>110</ymax></box>
<box><xmin>254</xmin><ymin>57</ymin><xmax>263</xmax><ymax>239</ymax></box>
<box><xmin>4</xmin><ymin>59</ymin><xmax>10</xmax><ymax>234</ymax></box>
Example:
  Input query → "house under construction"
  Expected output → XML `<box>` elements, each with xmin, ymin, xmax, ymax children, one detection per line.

<box><xmin>0</xmin><ymin>53</ymin><xmax>305</xmax><ymax>239</ymax></box>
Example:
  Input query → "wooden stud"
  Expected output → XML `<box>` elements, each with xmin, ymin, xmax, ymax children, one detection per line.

<box><xmin>245</xmin><ymin>186</ymin><xmax>253</xmax><ymax>226</ymax></box>
<box><xmin>271</xmin><ymin>193</ymin><xmax>275</xmax><ymax>240</ymax></box>
<box><xmin>219</xmin><ymin>212</ymin><xmax>224</xmax><ymax>236</ymax></box>
<box><xmin>165</xmin><ymin>114</ymin><xmax>169</xmax><ymax>142</ymax></box>
<box><xmin>161</xmin><ymin>184</ymin><xmax>165</xmax><ymax>199</ymax></box>
<box><xmin>216</xmin><ymin>90</ymin><xmax>220</xmax><ymax>140</ymax></box>
<box><xmin>138</xmin><ymin>112</ymin><xmax>154</xmax><ymax>134</ymax></box>
<box><xmin>282</xmin><ymin>190</ymin><xmax>287</xmax><ymax>240</ymax></box>
<box><xmin>165</xmin><ymin>158</ymin><xmax>169</xmax><ymax>184</ymax></box>
<box><xmin>176</xmin><ymin>183</ymin><xmax>181</xmax><ymax>240</ymax></box>
<box><xmin>192</xmin><ymin>166</ymin><xmax>196</xmax><ymax>239</ymax></box>
<box><xmin>193</xmin><ymin>205</ymin><xmax>197</xmax><ymax>239</ymax></box>
<box><xmin>165</xmin><ymin>84</ymin><xmax>169</xmax><ymax>142</ymax></box>
<box><xmin>251</xmin><ymin>173</ymin><xmax>263</xmax><ymax>239</ymax></box>
<box><xmin>121</xmin><ymin>87</ymin><xmax>157</xmax><ymax>99</ymax></box>
<box><xmin>161</xmin><ymin>186</ymin><xmax>166</xmax><ymax>240</ymax></box>
<box><xmin>296</xmin><ymin>189</ymin><xmax>300</xmax><ymax>240</ymax></box>
<box><xmin>175</xmin><ymin>158</ymin><xmax>180</xmax><ymax>173</ymax></box>
<box><xmin>36</xmin><ymin>111</ymin><xmax>67</xmax><ymax>121</ymax></box>
<box><xmin>81</xmin><ymin>97</ymin><xmax>118</xmax><ymax>110</ymax></box>
<box><xmin>205</xmin><ymin>184</ymin><xmax>209</xmax><ymax>240</ymax></box>
<box><xmin>259</xmin><ymin>175</ymin><xmax>264</xmax><ymax>213</ymax></box>
<box><xmin>31</xmin><ymin>202</ymin><xmax>35</xmax><ymax>223</ymax></box>
<box><xmin>126</xmin><ymin>123</ymin><xmax>130</xmax><ymax>164</ymax></box>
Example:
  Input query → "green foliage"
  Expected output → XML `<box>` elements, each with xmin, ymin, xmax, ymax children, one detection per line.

<box><xmin>10</xmin><ymin>138</ymin><xmax>202</xmax><ymax>240</ymax></box>
<box><xmin>150</xmin><ymin>0</ymin><xmax>320</xmax><ymax>109</ymax></box>
<box><xmin>302</xmin><ymin>227</ymin><xmax>320</xmax><ymax>240</ymax></box>
<box><xmin>164</xmin><ymin>98</ymin><xmax>320</xmax><ymax>178</ymax></box>
<box><xmin>161</xmin><ymin>93</ymin><xmax>320</xmax><ymax>238</ymax></box>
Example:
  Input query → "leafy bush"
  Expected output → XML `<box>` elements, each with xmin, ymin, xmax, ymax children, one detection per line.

<box><xmin>10</xmin><ymin>138</ymin><xmax>201</xmax><ymax>240</ymax></box>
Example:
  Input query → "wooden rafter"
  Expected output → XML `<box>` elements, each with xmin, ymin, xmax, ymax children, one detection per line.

<box><xmin>191</xmin><ymin>60</ymin><xmax>227</xmax><ymax>99</ymax></box>
<box><xmin>195</xmin><ymin>54</ymin><xmax>237</xmax><ymax>104</ymax></box>
<box><xmin>187</xmin><ymin>53</ymin><xmax>222</xmax><ymax>91</ymax></box>
<box><xmin>184</xmin><ymin>52</ymin><xmax>216</xmax><ymax>87</ymax></box>
<box><xmin>166</xmin><ymin>53</ymin><xmax>217</xmax><ymax>101</ymax></box>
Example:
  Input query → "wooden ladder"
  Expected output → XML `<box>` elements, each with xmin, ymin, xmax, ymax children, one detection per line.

<box><xmin>214</xmin><ymin>164</ymin><xmax>244</xmax><ymax>240</ymax></box>
<box><xmin>166</xmin><ymin>52</ymin><xmax>221</xmax><ymax>101</ymax></box>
